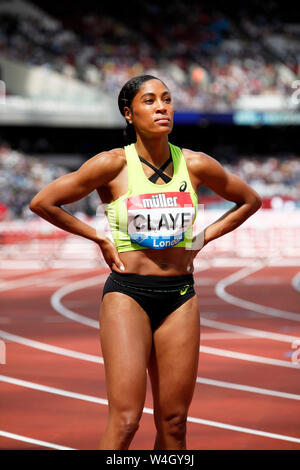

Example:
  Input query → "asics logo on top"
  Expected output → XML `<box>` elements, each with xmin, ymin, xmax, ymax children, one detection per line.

<box><xmin>179</xmin><ymin>181</ymin><xmax>187</xmax><ymax>192</ymax></box>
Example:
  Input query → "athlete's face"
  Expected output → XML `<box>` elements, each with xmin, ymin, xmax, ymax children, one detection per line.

<box><xmin>124</xmin><ymin>79</ymin><xmax>174</xmax><ymax>137</ymax></box>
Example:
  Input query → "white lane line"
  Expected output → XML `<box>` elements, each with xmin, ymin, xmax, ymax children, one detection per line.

<box><xmin>201</xmin><ymin>332</ymin><xmax>256</xmax><ymax>340</ymax></box>
<box><xmin>215</xmin><ymin>261</ymin><xmax>300</xmax><ymax>322</ymax></box>
<box><xmin>200</xmin><ymin>345</ymin><xmax>300</xmax><ymax>369</ymax></box>
<box><xmin>1</xmin><ymin>266</ymin><xmax>298</xmax><ymax>454</ymax></box>
<box><xmin>0</xmin><ymin>270</ymin><xmax>80</xmax><ymax>292</ymax></box>
<box><xmin>3</xmin><ymin>265</ymin><xmax>299</xmax><ymax>446</ymax></box>
<box><xmin>50</xmin><ymin>275</ymin><xmax>104</xmax><ymax>328</ymax></box>
<box><xmin>50</xmin><ymin>275</ymin><xmax>300</xmax><ymax>368</ymax></box>
<box><xmin>1</xmin><ymin>328</ymin><xmax>299</xmax><ymax>406</ymax></box>
<box><xmin>0</xmin><ymin>330</ymin><xmax>103</xmax><ymax>364</ymax></box>
<box><xmin>268</xmin><ymin>258</ymin><xmax>300</xmax><ymax>266</ymax></box>
<box><xmin>186</xmin><ymin>417</ymin><xmax>300</xmax><ymax>444</ymax></box>
<box><xmin>196</xmin><ymin>377</ymin><xmax>300</xmax><ymax>400</ymax></box>
<box><xmin>240</xmin><ymin>277</ymin><xmax>282</xmax><ymax>285</ymax></box>
<box><xmin>1</xmin><ymin>374</ymin><xmax>300</xmax><ymax>445</ymax></box>
<box><xmin>0</xmin><ymin>430</ymin><xmax>75</xmax><ymax>450</ymax></box>
<box><xmin>14</xmin><ymin>266</ymin><xmax>300</xmax><ymax>349</ymax></box>
<box><xmin>292</xmin><ymin>271</ymin><xmax>300</xmax><ymax>293</ymax></box>
<box><xmin>17</xmin><ymin>266</ymin><xmax>300</xmax><ymax>352</ymax></box>
<box><xmin>200</xmin><ymin>317</ymin><xmax>300</xmax><ymax>344</ymax></box>
<box><xmin>0</xmin><ymin>374</ymin><xmax>108</xmax><ymax>405</ymax></box>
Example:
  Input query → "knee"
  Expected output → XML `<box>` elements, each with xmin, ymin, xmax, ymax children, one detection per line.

<box><xmin>120</xmin><ymin>418</ymin><xmax>140</xmax><ymax>437</ymax></box>
<box><xmin>158</xmin><ymin>412</ymin><xmax>187</xmax><ymax>440</ymax></box>
<box><xmin>111</xmin><ymin>412</ymin><xmax>141</xmax><ymax>438</ymax></box>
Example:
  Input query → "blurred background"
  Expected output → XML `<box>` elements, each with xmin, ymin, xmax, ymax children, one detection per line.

<box><xmin>0</xmin><ymin>0</ymin><xmax>299</xmax><ymax>266</ymax></box>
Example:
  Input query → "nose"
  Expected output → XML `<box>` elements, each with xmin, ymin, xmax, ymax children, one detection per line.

<box><xmin>156</xmin><ymin>100</ymin><xmax>167</xmax><ymax>113</ymax></box>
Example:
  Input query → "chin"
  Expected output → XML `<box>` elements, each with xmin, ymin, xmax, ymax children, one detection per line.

<box><xmin>155</xmin><ymin>126</ymin><xmax>173</xmax><ymax>136</ymax></box>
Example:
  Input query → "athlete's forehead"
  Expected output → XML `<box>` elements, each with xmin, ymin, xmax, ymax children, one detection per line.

<box><xmin>136</xmin><ymin>79</ymin><xmax>170</xmax><ymax>98</ymax></box>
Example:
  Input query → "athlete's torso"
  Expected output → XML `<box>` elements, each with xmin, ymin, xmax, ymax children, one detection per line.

<box><xmin>97</xmin><ymin>144</ymin><xmax>201</xmax><ymax>276</ymax></box>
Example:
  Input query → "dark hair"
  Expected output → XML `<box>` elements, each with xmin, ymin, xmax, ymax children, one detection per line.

<box><xmin>118</xmin><ymin>74</ymin><xmax>166</xmax><ymax>144</ymax></box>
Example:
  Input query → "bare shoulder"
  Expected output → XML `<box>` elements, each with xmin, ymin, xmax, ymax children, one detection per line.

<box><xmin>181</xmin><ymin>148</ymin><xmax>214</xmax><ymax>166</ymax></box>
<box><xmin>78</xmin><ymin>147</ymin><xmax>126</xmax><ymax>183</ymax></box>
<box><xmin>29</xmin><ymin>147</ymin><xmax>127</xmax><ymax>208</ymax></box>
<box><xmin>181</xmin><ymin>148</ymin><xmax>218</xmax><ymax>182</ymax></box>
<box><xmin>81</xmin><ymin>147</ymin><xmax>126</xmax><ymax>171</ymax></box>
<box><xmin>181</xmin><ymin>147</ymin><xmax>262</xmax><ymax>205</ymax></box>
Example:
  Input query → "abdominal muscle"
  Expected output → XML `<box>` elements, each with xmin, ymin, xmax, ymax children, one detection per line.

<box><xmin>117</xmin><ymin>246</ymin><xmax>194</xmax><ymax>276</ymax></box>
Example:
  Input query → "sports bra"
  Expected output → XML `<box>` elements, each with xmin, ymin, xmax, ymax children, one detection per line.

<box><xmin>104</xmin><ymin>142</ymin><xmax>198</xmax><ymax>252</ymax></box>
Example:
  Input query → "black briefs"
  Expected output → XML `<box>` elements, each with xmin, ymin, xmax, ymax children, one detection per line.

<box><xmin>101</xmin><ymin>270</ymin><xmax>196</xmax><ymax>331</ymax></box>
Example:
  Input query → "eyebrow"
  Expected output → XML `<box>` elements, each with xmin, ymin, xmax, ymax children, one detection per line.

<box><xmin>140</xmin><ymin>91</ymin><xmax>170</xmax><ymax>99</ymax></box>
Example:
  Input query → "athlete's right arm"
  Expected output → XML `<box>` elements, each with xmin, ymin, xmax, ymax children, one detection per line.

<box><xmin>29</xmin><ymin>149</ymin><xmax>126</xmax><ymax>271</ymax></box>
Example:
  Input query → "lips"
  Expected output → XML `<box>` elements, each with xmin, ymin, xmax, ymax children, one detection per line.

<box><xmin>155</xmin><ymin>117</ymin><xmax>170</xmax><ymax>124</ymax></box>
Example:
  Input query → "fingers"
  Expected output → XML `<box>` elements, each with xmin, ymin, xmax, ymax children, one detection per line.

<box><xmin>111</xmin><ymin>260</ymin><xmax>125</xmax><ymax>273</ymax></box>
<box><xmin>108</xmin><ymin>250</ymin><xmax>125</xmax><ymax>272</ymax></box>
<box><xmin>98</xmin><ymin>237</ymin><xmax>125</xmax><ymax>272</ymax></box>
<box><xmin>105</xmin><ymin>251</ymin><xmax>124</xmax><ymax>272</ymax></box>
<box><xmin>109</xmin><ymin>247</ymin><xmax>125</xmax><ymax>272</ymax></box>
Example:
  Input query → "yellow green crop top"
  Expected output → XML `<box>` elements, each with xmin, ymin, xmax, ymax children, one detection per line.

<box><xmin>104</xmin><ymin>142</ymin><xmax>198</xmax><ymax>252</ymax></box>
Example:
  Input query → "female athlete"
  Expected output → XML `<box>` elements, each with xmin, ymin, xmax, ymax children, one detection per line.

<box><xmin>29</xmin><ymin>75</ymin><xmax>262</xmax><ymax>450</ymax></box>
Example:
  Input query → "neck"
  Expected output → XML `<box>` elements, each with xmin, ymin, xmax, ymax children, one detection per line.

<box><xmin>134</xmin><ymin>134</ymin><xmax>170</xmax><ymax>166</ymax></box>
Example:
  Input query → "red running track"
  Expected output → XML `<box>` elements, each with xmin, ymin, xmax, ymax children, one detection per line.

<box><xmin>0</xmin><ymin>261</ymin><xmax>300</xmax><ymax>450</ymax></box>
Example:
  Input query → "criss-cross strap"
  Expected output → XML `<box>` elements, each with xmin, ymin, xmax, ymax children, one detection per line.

<box><xmin>138</xmin><ymin>155</ymin><xmax>172</xmax><ymax>183</ymax></box>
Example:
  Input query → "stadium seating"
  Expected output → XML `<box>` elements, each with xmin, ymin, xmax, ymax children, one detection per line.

<box><xmin>0</xmin><ymin>0</ymin><xmax>298</xmax><ymax>111</ymax></box>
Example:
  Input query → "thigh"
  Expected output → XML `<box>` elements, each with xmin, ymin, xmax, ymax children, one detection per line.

<box><xmin>147</xmin><ymin>295</ymin><xmax>200</xmax><ymax>417</ymax></box>
<box><xmin>99</xmin><ymin>292</ymin><xmax>153</xmax><ymax>416</ymax></box>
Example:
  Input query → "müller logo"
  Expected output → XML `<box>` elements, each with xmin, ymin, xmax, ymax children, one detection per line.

<box><xmin>142</xmin><ymin>194</ymin><xmax>178</xmax><ymax>208</ymax></box>
<box><xmin>127</xmin><ymin>191</ymin><xmax>192</xmax><ymax>210</ymax></box>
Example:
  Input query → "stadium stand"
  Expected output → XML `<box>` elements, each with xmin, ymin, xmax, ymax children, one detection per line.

<box><xmin>0</xmin><ymin>0</ymin><xmax>299</xmax><ymax>263</ymax></box>
<box><xmin>0</xmin><ymin>0</ymin><xmax>298</xmax><ymax>111</ymax></box>
<box><xmin>1</xmin><ymin>140</ymin><xmax>299</xmax><ymax>221</ymax></box>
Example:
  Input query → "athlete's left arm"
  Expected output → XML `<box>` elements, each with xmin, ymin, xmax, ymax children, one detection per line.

<box><xmin>187</xmin><ymin>150</ymin><xmax>262</xmax><ymax>246</ymax></box>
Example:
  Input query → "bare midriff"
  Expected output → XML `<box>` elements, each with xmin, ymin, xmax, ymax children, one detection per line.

<box><xmin>117</xmin><ymin>247</ymin><xmax>194</xmax><ymax>276</ymax></box>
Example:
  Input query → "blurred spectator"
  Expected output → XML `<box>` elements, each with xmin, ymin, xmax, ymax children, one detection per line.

<box><xmin>0</xmin><ymin>0</ymin><xmax>298</xmax><ymax>110</ymax></box>
<box><xmin>0</xmin><ymin>142</ymin><xmax>300</xmax><ymax>220</ymax></box>
<box><xmin>0</xmin><ymin>142</ymin><xmax>97</xmax><ymax>219</ymax></box>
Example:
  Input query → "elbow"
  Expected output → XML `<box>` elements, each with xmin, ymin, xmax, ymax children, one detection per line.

<box><xmin>250</xmin><ymin>195</ymin><xmax>262</xmax><ymax>212</ymax></box>
<box><xmin>29</xmin><ymin>198</ymin><xmax>39</xmax><ymax>214</ymax></box>
<box><xmin>255</xmin><ymin>195</ymin><xmax>263</xmax><ymax>208</ymax></box>
<box><xmin>29</xmin><ymin>196</ymin><xmax>58</xmax><ymax>216</ymax></box>
<box><xmin>238</xmin><ymin>195</ymin><xmax>262</xmax><ymax>214</ymax></box>
<box><xmin>29</xmin><ymin>200</ymin><xmax>38</xmax><ymax>214</ymax></box>
<box><xmin>29</xmin><ymin>196</ymin><xmax>46</xmax><ymax>214</ymax></box>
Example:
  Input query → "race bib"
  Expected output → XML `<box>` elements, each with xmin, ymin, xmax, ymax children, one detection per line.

<box><xmin>126</xmin><ymin>192</ymin><xmax>195</xmax><ymax>249</ymax></box>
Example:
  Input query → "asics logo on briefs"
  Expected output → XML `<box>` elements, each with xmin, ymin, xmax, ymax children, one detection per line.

<box><xmin>179</xmin><ymin>181</ymin><xmax>187</xmax><ymax>192</ymax></box>
<box><xmin>180</xmin><ymin>285</ymin><xmax>190</xmax><ymax>295</ymax></box>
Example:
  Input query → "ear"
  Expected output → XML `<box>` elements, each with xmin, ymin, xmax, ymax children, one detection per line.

<box><xmin>123</xmin><ymin>106</ymin><xmax>132</xmax><ymax>124</ymax></box>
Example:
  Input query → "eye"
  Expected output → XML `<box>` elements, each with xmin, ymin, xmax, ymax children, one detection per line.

<box><xmin>145</xmin><ymin>99</ymin><xmax>153</xmax><ymax>104</ymax></box>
